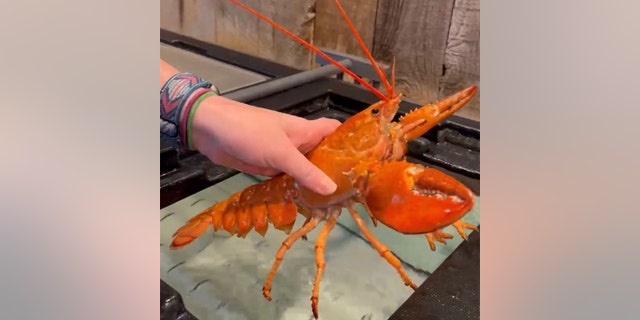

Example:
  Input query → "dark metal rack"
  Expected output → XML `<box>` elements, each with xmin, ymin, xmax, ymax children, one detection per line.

<box><xmin>160</xmin><ymin>29</ymin><xmax>480</xmax><ymax>320</ymax></box>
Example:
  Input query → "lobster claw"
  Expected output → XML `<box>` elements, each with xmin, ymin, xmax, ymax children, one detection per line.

<box><xmin>364</xmin><ymin>160</ymin><xmax>476</xmax><ymax>239</ymax></box>
<box><xmin>399</xmin><ymin>85</ymin><xmax>478</xmax><ymax>142</ymax></box>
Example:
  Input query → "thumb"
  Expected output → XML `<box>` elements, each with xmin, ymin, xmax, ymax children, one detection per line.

<box><xmin>309</xmin><ymin>117</ymin><xmax>341</xmax><ymax>136</ymax></box>
<box><xmin>269</xmin><ymin>141</ymin><xmax>337</xmax><ymax>195</ymax></box>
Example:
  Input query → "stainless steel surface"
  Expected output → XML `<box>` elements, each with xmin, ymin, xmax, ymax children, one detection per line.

<box><xmin>161</xmin><ymin>43</ymin><xmax>268</xmax><ymax>94</ymax></box>
<box><xmin>223</xmin><ymin>59</ymin><xmax>352</xmax><ymax>102</ymax></box>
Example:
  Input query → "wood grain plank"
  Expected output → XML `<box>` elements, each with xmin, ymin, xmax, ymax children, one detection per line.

<box><xmin>440</xmin><ymin>0</ymin><xmax>480</xmax><ymax>120</ymax></box>
<box><xmin>174</xmin><ymin>0</ymin><xmax>315</xmax><ymax>70</ymax></box>
<box><xmin>313</xmin><ymin>0</ymin><xmax>379</xmax><ymax>60</ymax></box>
<box><xmin>373</xmin><ymin>0</ymin><xmax>455</xmax><ymax>103</ymax></box>
<box><xmin>179</xmin><ymin>0</ymin><xmax>217</xmax><ymax>44</ymax></box>
<box><xmin>160</xmin><ymin>0</ymin><xmax>182</xmax><ymax>33</ymax></box>
<box><xmin>160</xmin><ymin>0</ymin><xmax>480</xmax><ymax>115</ymax></box>
<box><xmin>256</xmin><ymin>0</ymin><xmax>316</xmax><ymax>70</ymax></box>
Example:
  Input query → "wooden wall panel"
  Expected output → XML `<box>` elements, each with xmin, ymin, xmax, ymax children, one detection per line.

<box><xmin>163</xmin><ymin>0</ymin><xmax>316</xmax><ymax>70</ymax></box>
<box><xmin>372</xmin><ymin>0</ymin><xmax>456</xmax><ymax>104</ymax></box>
<box><xmin>440</xmin><ymin>0</ymin><xmax>480</xmax><ymax>120</ymax></box>
<box><xmin>160</xmin><ymin>0</ymin><xmax>481</xmax><ymax>119</ymax></box>
<box><xmin>180</xmin><ymin>0</ymin><xmax>217</xmax><ymax>45</ymax></box>
<box><xmin>313</xmin><ymin>0</ymin><xmax>379</xmax><ymax>60</ymax></box>
<box><xmin>160</xmin><ymin>0</ymin><xmax>182</xmax><ymax>33</ymax></box>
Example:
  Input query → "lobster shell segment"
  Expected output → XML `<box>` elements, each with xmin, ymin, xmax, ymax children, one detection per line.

<box><xmin>365</xmin><ymin>160</ymin><xmax>475</xmax><ymax>235</ymax></box>
<box><xmin>170</xmin><ymin>175</ymin><xmax>301</xmax><ymax>248</ymax></box>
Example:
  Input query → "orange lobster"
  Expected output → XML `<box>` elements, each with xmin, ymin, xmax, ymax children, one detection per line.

<box><xmin>170</xmin><ymin>0</ymin><xmax>479</xmax><ymax>318</ymax></box>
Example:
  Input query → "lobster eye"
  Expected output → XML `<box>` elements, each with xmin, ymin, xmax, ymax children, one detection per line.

<box><xmin>371</xmin><ymin>108</ymin><xmax>380</xmax><ymax>116</ymax></box>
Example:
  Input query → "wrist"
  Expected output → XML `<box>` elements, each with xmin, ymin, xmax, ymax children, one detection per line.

<box><xmin>160</xmin><ymin>72</ymin><xmax>220</xmax><ymax>150</ymax></box>
<box><xmin>191</xmin><ymin>94</ymin><xmax>229</xmax><ymax>152</ymax></box>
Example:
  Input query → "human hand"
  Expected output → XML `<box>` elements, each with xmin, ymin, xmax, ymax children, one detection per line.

<box><xmin>191</xmin><ymin>95</ymin><xmax>341</xmax><ymax>195</ymax></box>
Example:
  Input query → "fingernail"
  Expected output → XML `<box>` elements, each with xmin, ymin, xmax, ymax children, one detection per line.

<box><xmin>318</xmin><ymin>178</ymin><xmax>337</xmax><ymax>195</ymax></box>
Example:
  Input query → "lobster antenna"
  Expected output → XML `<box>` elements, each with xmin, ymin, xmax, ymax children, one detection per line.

<box><xmin>227</xmin><ymin>0</ymin><xmax>389</xmax><ymax>102</ymax></box>
<box><xmin>391</xmin><ymin>56</ymin><xmax>396</xmax><ymax>97</ymax></box>
<box><xmin>332</xmin><ymin>0</ymin><xmax>394</xmax><ymax>97</ymax></box>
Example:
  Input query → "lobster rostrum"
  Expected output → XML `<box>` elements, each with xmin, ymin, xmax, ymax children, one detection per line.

<box><xmin>170</xmin><ymin>0</ymin><xmax>479</xmax><ymax>318</ymax></box>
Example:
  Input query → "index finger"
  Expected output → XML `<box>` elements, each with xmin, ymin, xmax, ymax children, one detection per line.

<box><xmin>267</xmin><ymin>141</ymin><xmax>337</xmax><ymax>195</ymax></box>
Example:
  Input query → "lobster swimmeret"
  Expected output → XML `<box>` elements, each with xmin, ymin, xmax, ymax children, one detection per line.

<box><xmin>170</xmin><ymin>0</ymin><xmax>479</xmax><ymax>318</ymax></box>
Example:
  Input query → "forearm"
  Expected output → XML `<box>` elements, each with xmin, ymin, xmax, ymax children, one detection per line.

<box><xmin>160</xmin><ymin>59</ymin><xmax>180</xmax><ymax>89</ymax></box>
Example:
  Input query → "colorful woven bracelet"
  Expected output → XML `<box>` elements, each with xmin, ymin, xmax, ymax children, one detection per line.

<box><xmin>160</xmin><ymin>72</ymin><xmax>220</xmax><ymax>149</ymax></box>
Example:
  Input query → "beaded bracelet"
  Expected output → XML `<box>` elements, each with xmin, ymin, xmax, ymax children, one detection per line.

<box><xmin>160</xmin><ymin>72</ymin><xmax>220</xmax><ymax>150</ymax></box>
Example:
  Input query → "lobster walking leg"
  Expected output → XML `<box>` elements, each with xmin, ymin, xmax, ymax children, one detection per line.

<box><xmin>346</xmin><ymin>203</ymin><xmax>418</xmax><ymax>290</ymax></box>
<box><xmin>425</xmin><ymin>231</ymin><xmax>454</xmax><ymax>251</ymax></box>
<box><xmin>452</xmin><ymin>220</ymin><xmax>478</xmax><ymax>241</ymax></box>
<box><xmin>424</xmin><ymin>220</ymin><xmax>478</xmax><ymax>250</ymax></box>
<box><xmin>311</xmin><ymin>210</ymin><xmax>339</xmax><ymax>319</ymax></box>
<box><xmin>262</xmin><ymin>216</ymin><xmax>321</xmax><ymax>300</ymax></box>
<box><xmin>300</xmin><ymin>215</ymin><xmax>312</xmax><ymax>241</ymax></box>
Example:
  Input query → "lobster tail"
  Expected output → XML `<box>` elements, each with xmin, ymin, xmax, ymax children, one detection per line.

<box><xmin>170</xmin><ymin>175</ymin><xmax>301</xmax><ymax>249</ymax></box>
<box><xmin>170</xmin><ymin>204</ymin><xmax>219</xmax><ymax>248</ymax></box>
